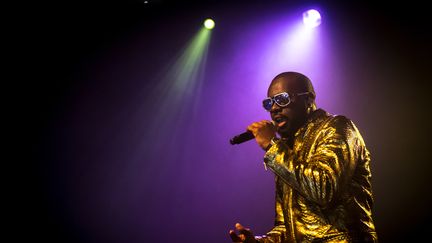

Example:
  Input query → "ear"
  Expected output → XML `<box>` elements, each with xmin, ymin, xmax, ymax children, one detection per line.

<box><xmin>308</xmin><ymin>92</ymin><xmax>316</xmax><ymax>100</ymax></box>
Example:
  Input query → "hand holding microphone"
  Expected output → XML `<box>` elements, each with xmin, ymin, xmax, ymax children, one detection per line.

<box><xmin>230</xmin><ymin>120</ymin><xmax>276</xmax><ymax>150</ymax></box>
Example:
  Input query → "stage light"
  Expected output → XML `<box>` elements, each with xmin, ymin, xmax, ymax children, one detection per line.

<box><xmin>303</xmin><ymin>9</ymin><xmax>321</xmax><ymax>28</ymax></box>
<box><xmin>145</xmin><ymin>27</ymin><xmax>212</xmax><ymax>145</ymax></box>
<box><xmin>204</xmin><ymin>19</ymin><xmax>215</xmax><ymax>30</ymax></box>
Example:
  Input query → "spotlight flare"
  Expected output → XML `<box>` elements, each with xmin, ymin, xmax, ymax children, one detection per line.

<box><xmin>303</xmin><ymin>9</ymin><xmax>321</xmax><ymax>28</ymax></box>
<box><xmin>204</xmin><ymin>19</ymin><xmax>215</xmax><ymax>30</ymax></box>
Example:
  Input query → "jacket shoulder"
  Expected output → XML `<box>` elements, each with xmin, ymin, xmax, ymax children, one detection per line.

<box><xmin>326</xmin><ymin>114</ymin><xmax>356</xmax><ymax>129</ymax></box>
<box><xmin>319</xmin><ymin>114</ymin><xmax>362</xmax><ymax>141</ymax></box>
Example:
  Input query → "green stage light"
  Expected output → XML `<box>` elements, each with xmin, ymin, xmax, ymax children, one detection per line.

<box><xmin>145</xmin><ymin>27</ymin><xmax>212</xmax><ymax>144</ymax></box>
<box><xmin>204</xmin><ymin>19</ymin><xmax>215</xmax><ymax>30</ymax></box>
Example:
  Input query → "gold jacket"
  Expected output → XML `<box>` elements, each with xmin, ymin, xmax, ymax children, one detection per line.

<box><xmin>256</xmin><ymin>109</ymin><xmax>378</xmax><ymax>243</ymax></box>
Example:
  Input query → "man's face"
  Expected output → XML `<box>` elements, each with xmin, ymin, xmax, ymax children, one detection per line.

<box><xmin>267</xmin><ymin>77</ymin><xmax>309</xmax><ymax>138</ymax></box>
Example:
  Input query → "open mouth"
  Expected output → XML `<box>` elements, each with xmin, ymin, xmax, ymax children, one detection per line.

<box><xmin>273</xmin><ymin>116</ymin><xmax>288</xmax><ymax>128</ymax></box>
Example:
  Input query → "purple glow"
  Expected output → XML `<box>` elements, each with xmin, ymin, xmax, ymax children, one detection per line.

<box><xmin>33</xmin><ymin>1</ymin><xmax>424</xmax><ymax>242</ymax></box>
<box><xmin>50</xmin><ymin>9</ymin><xmax>337</xmax><ymax>242</ymax></box>
<box><xmin>303</xmin><ymin>9</ymin><xmax>322</xmax><ymax>28</ymax></box>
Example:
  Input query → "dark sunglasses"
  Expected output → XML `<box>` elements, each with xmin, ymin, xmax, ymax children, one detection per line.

<box><xmin>262</xmin><ymin>92</ymin><xmax>310</xmax><ymax>111</ymax></box>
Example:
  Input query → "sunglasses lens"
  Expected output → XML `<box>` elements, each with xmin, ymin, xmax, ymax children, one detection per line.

<box><xmin>274</xmin><ymin>93</ymin><xmax>290</xmax><ymax>106</ymax></box>
<box><xmin>263</xmin><ymin>99</ymin><xmax>273</xmax><ymax>111</ymax></box>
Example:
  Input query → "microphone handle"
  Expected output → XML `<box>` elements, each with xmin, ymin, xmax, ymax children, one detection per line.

<box><xmin>230</xmin><ymin>131</ymin><xmax>255</xmax><ymax>145</ymax></box>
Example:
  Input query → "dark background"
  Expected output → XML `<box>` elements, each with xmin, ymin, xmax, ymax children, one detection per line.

<box><xmin>16</xmin><ymin>0</ymin><xmax>431</xmax><ymax>242</ymax></box>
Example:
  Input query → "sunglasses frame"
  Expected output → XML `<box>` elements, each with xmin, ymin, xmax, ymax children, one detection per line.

<box><xmin>263</xmin><ymin>91</ymin><xmax>310</xmax><ymax>111</ymax></box>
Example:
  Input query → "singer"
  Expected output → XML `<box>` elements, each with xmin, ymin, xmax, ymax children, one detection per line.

<box><xmin>228</xmin><ymin>72</ymin><xmax>378</xmax><ymax>242</ymax></box>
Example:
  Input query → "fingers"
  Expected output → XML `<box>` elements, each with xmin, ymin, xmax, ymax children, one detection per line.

<box><xmin>235</xmin><ymin>222</ymin><xmax>244</xmax><ymax>231</ymax></box>
<box><xmin>229</xmin><ymin>231</ymin><xmax>245</xmax><ymax>242</ymax></box>
<box><xmin>230</xmin><ymin>223</ymin><xmax>255</xmax><ymax>242</ymax></box>
<box><xmin>229</xmin><ymin>229</ymin><xmax>242</xmax><ymax>242</ymax></box>
<box><xmin>247</xmin><ymin>120</ymin><xmax>274</xmax><ymax>135</ymax></box>
<box><xmin>238</xmin><ymin>226</ymin><xmax>253</xmax><ymax>239</ymax></box>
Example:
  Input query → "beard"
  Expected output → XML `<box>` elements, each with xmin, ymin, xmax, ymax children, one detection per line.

<box><xmin>277</xmin><ymin>117</ymin><xmax>306</xmax><ymax>139</ymax></box>
<box><xmin>277</xmin><ymin>120</ymin><xmax>293</xmax><ymax>138</ymax></box>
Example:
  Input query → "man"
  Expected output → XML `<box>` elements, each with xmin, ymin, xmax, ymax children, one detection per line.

<box><xmin>229</xmin><ymin>72</ymin><xmax>378</xmax><ymax>242</ymax></box>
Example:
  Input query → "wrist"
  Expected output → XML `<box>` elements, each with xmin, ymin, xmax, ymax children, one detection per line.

<box><xmin>264</xmin><ymin>137</ymin><xmax>278</xmax><ymax>151</ymax></box>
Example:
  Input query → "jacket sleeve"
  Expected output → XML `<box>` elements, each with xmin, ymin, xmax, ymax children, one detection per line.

<box><xmin>255</xmin><ymin>176</ymin><xmax>287</xmax><ymax>242</ymax></box>
<box><xmin>264</xmin><ymin>116</ymin><xmax>358</xmax><ymax>207</ymax></box>
<box><xmin>255</xmin><ymin>225</ymin><xmax>286</xmax><ymax>243</ymax></box>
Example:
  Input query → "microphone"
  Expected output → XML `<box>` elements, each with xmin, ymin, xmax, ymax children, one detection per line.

<box><xmin>229</xmin><ymin>121</ymin><xmax>276</xmax><ymax>145</ymax></box>
<box><xmin>230</xmin><ymin>131</ymin><xmax>254</xmax><ymax>145</ymax></box>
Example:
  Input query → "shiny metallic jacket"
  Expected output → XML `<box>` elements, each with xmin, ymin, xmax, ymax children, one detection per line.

<box><xmin>256</xmin><ymin>109</ymin><xmax>378</xmax><ymax>243</ymax></box>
